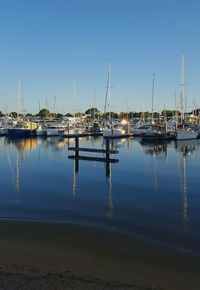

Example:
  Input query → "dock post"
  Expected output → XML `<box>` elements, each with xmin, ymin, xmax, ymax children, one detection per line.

<box><xmin>75</xmin><ymin>136</ymin><xmax>79</xmax><ymax>158</ymax></box>
<box><xmin>105</xmin><ymin>137</ymin><xmax>110</xmax><ymax>160</ymax></box>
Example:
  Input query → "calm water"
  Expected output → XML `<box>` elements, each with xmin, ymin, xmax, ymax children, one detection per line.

<box><xmin>0</xmin><ymin>136</ymin><xmax>200</xmax><ymax>254</ymax></box>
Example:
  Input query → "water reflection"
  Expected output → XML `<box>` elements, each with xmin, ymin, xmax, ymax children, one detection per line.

<box><xmin>175</xmin><ymin>139</ymin><xmax>199</xmax><ymax>156</ymax></box>
<box><xmin>4</xmin><ymin>136</ymin><xmax>74</xmax><ymax>153</ymax></box>
<box><xmin>175</xmin><ymin>140</ymin><xmax>200</xmax><ymax>224</ymax></box>
<box><xmin>140</xmin><ymin>142</ymin><xmax>167</xmax><ymax>192</ymax></box>
<box><xmin>138</xmin><ymin>139</ymin><xmax>200</xmax><ymax>224</ymax></box>
<box><xmin>72</xmin><ymin>158</ymin><xmax>78</xmax><ymax>198</ymax></box>
<box><xmin>1</xmin><ymin>136</ymin><xmax>200</xmax><ymax>250</ymax></box>
<box><xmin>103</xmin><ymin>137</ymin><xmax>130</xmax><ymax>151</ymax></box>
<box><xmin>105</xmin><ymin>161</ymin><xmax>113</xmax><ymax>218</ymax></box>
<box><xmin>140</xmin><ymin>141</ymin><xmax>168</xmax><ymax>158</ymax></box>
<box><xmin>70</xmin><ymin>153</ymin><xmax>114</xmax><ymax>216</ymax></box>
<box><xmin>4</xmin><ymin>145</ymin><xmax>20</xmax><ymax>202</ymax></box>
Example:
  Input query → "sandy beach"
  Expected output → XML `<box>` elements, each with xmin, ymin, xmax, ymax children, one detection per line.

<box><xmin>0</xmin><ymin>220</ymin><xmax>198</xmax><ymax>290</ymax></box>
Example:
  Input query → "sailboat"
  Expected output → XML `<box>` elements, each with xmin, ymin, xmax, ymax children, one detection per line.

<box><xmin>8</xmin><ymin>79</ymin><xmax>38</xmax><ymax>137</ymax></box>
<box><xmin>0</xmin><ymin>122</ymin><xmax>7</xmax><ymax>136</ymax></box>
<box><xmin>103</xmin><ymin>63</ymin><xmax>126</xmax><ymax>138</ymax></box>
<box><xmin>141</xmin><ymin>74</ymin><xmax>174</xmax><ymax>141</ymax></box>
<box><xmin>175</xmin><ymin>55</ymin><xmax>198</xmax><ymax>141</ymax></box>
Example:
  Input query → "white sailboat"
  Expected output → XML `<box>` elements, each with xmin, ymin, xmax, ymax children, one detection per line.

<box><xmin>103</xmin><ymin>63</ymin><xmax>126</xmax><ymax>138</ymax></box>
<box><xmin>36</xmin><ymin>124</ymin><xmax>47</xmax><ymax>136</ymax></box>
<box><xmin>176</xmin><ymin>55</ymin><xmax>198</xmax><ymax>141</ymax></box>
<box><xmin>46</xmin><ymin>124</ymin><xmax>66</xmax><ymax>136</ymax></box>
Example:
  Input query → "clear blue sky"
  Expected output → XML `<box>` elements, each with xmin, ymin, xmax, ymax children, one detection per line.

<box><xmin>0</xmin><ymin>0</ymin><xmax>200</xmax><ymax>114</ymax></box>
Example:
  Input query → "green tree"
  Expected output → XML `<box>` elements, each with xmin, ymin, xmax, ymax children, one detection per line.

<box><xmin>0</xmin><ymin>111</ymin><xmax>3</xmax><ymax>117</ymax></box>
<box><xmin>104</xmin><ymin>112</ymin><xmax>118</xmax><ymax>119</ymax></box>
<box><xmin>85</xmin><ymin>107</ymin><xmax>100</xmax><ymax>116</ymax></box>
<box><xmin>119</xmin><ymin>112</ymin><xmax>127</xmax><ymax>119</ymax></box>
<box><xmin>74</xmin><ymin>112</ymin><xmax>84</xmax><ymax>117</ymax></box>
<box><xmin>10</xmin><ymin>112</ymin><xmax>17</xmax><ymax>118</ymax></box>
<box><xmin>153</xmin><ymin>112</ymin><xmax>160</xmax><ymax>119</ymax></box>
<box><xmin>161</xmin><ymin>110</ymin><xmax>181</xmax><ymax>118</ymax></box>
<box><xmin>65</xmin><ymin>113</ymin><xmax>73</xmax><ymax>117</ymax></box>
<box><xmin>38</xmin><ymin>108</ymin><xmax>50</xmax><ymax>117</ymax></box>
<box><xmin>57</xmin><ymin>113</ymin><xmax>63</xmax><ymax>118</ymax></box>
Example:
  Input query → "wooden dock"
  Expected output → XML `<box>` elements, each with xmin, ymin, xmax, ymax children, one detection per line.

<box><xmin>63</xmin><ymin>132</ymin><xmax>103</xmax><ymax>138</ymax></box>
<box><xmin>68</xmin><ymin>136</ymin><xmax>119</xmax><ymax>163</ymax></box>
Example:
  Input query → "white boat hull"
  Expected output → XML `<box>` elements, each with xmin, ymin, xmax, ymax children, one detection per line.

<box><xmin>176</xmin><ymin>130</ymin><xmax>198</xmax><ymax>140</ymax></box>
<box><xmin>103</xmin><ymin>128</ymin><xmax>126</xmax><ymax>137</ymax></box>
<box><xmin>46</xmin><ymin>128</ymin><xmax>65</xmax><ymax>136</ymax></box>
<box><xmin>36</xmin><ymin>129</ymin><xmax>47</xmax><ymax>136</ymax></box>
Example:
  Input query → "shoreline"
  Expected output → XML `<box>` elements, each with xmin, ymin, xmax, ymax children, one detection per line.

<box><xmin>1</xmin><ymin>217</ymin><xmax>200</xmax><ymax>258</ymax></box>
<box><xmin>0</xmin><ymin>220</ymin><xmax>199</xmax><ymax>289</ymax></box>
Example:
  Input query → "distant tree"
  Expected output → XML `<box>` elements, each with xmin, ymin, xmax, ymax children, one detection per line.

<box><xmin>57</xmin><ymin>113</ymin><xmax>63</xmax><ymax>118</ymax></box>
<box><xmin>74</xmin><ymin>112</ymin><xmax>84</xmax><ymax>117</ymax></box>
<box><xmin>65</xmin><ymin>113</ymin><xmax>74</xmax><ymax>117</ymax></box>
<box><xmin>85</xmin><ymin>107</ymin><xmax>100</xmax><ymax>116</ymax></box>
<box><xmin>133</xmin><ymin>112</ymin><xmax>142</xmax><ymax>118</ymax></box>
<box><xmin>128</xmin><ymin>111</ymin><xmax>135</xmax><ymax>119</ymax></box>
<box><xmin>38</xmin><ymin>108</ymin><xmax>50</xmax><ymax>117</ymax></box>
<box><xmin>119</xmin><ymin>112</ymin><xmax>128</xmax><ymax>119</ymax></box>
<box><xmin>104</xmin><ymin>112</ymin><xmax>118</xmax><ymax>119</ymax></box>
<box><xmin>0</xmin><ymin>111</ymin><xmax>3</xmax><ymax>117</ymax></box>
<box><xmin>153</xmin><ymin>112</ymin><xmax>160</xmax><ymax>119</ymax></box>
<box><xmin>50</xmin><ymin>113</ymin><xmax>57</xmax><ymax>118</ymax></box>
<box><xmin>10</xmin><ymin>112</ymin><xmax>17</xmax><ymax>118</ymax></box>
<box><xmin>26</xmin><ymin>113</ymin><xmax>32</xmax><ymax>117</ymax></box>
<box><xmin>161</xmin><ymin>110</ymin><xmax>181</xmax><ymax>118</ymax></box>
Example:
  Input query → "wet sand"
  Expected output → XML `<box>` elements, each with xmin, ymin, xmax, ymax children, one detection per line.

<box><xmin>0</xmin><ymin>220</ymin><xmax>199</xmax><ymax>290</ymax></box>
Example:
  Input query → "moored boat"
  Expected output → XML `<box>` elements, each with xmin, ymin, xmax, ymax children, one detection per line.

<box><xmin>175</xmin><ymin>128</ymin><xmax>198</xmax><ymax>140</ymax></box>
<box><xmin>103</xmin><ymin>127</ymin><xmax>126</xmax><ymax>137</ymax></box>
<box><xmin>46</xmin><ymin>124</ymin><xmax>65</xmax><ymax>137</ymax></box>
<box><xmin>7</xmin><ymin>121</ymin><xmax>38</xmax><ymax>138</ymax></box>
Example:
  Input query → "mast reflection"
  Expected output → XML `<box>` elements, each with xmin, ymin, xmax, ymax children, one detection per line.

<box><xmin>72</xmin><ymin>158</ymin><xmax>79</xmax><ymax>198</ymax></box>
<box><xmin>140</xmin><ymin>141</ymin><xmax>169</xmax><ymax>192</ymax></box>
<box><xmin>175</xmin><ymin>139</ymin><xmax>199</xmax><ymax>223</ymax></box>
<box><xmin>105</xmin><ymin>160</ymin><xmax>113</xmax><ymax>217</ymax></box>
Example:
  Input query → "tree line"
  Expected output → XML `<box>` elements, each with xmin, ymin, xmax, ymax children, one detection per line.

<box><xmin>1</xmin><ymin>108</ymin><xmax>198</xmax><ymax>119</ymax></box>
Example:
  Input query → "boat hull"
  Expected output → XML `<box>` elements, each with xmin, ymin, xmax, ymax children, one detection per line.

<box><xmin>36</xmin><ymin>129</ymin><xmax>47</xmax><ymax>136</ymax></box>
<box><xmin>46</xmin><ymin>129</ymin><xmax>65</xmax><ymax>137</ymax></box>
<box><xmin>7</xmin><ymin>129</ymin><xmax>35</xmax><ymax>138</ymax></box>
<box><xmin>176</xmin><ymin>130</ymin><xmax>198</xmax><ymax>140</ymax></box>
<box><xmin>103</xmin><ymin>128</ymin><xmax>126</xmax><ymax>138</ymax></box>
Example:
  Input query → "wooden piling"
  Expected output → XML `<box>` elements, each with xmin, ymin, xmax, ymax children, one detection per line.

<box><xmin>105</xmin><ymin>137</ymin><xmax>110</xmax><ymax>160</ymax></box>
<box><xmin>75</xmin><ymin>136</ymin><xmax>79</xmax><ymax>157</ymax></box>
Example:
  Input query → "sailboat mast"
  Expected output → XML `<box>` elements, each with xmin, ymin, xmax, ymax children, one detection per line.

<box><xmin>108</xmin><ymin>62</ymin><xmax>111</xmax><ymax>120</ymax></box>
<box><xmin>17</xmin><ymin>78</ymin><xmax>21</xmax><ymax>119</ymax></box>
<box><xmin>93</xmin><ymin>89</ymin><xmax>96</xmax><ymax>121</ymax></box>
<box><xmin>103</xmin><ymin>64</ymin><xmax>110</xmax><ymax>123</ymax></box>
<box><xmin>151</xmin><ymin>73</ymin><xmax>155</xmax><ymax>124</ymax></box>
<box><xmin>73</xmin><ymin>80</ymin><xmax>76</xmax><ymax>117</ymax></box>
<box><xmin>53</xmin><ymin>95</ymin><xmax>56</xmax><ymax>115</ymax></box>
<box><xmin>180</xmin><ymin>54</ymin><xmax>185</xmax><ymax>123</ymax></box>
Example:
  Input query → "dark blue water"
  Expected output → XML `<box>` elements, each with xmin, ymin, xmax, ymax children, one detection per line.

<box><xmin>1</xmin><ymin>136</ymin><xmax>200</xmax><ymax>254</ymax></box>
